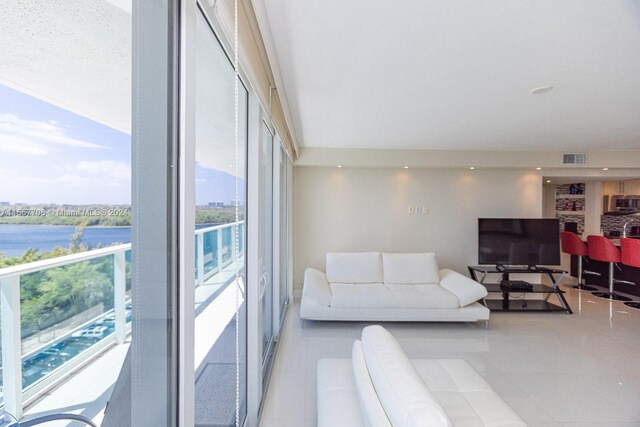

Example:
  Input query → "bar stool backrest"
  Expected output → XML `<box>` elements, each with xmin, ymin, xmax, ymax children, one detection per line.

<box><xmin>620</xmin><ymin>238</ymin><xmax>640</xmax><ymax>268</ymax></box>
<box><xmin>560</xmin><ymin>231</ymin><xmax>588</xmax><ymax>256</ymax></box>
<box><xmin>587</xmin><ymin>235</ymin><xmax>621</xmax><ymax>263</ymax></box>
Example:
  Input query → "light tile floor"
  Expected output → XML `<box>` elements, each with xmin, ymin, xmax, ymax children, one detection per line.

<box><xmin>259</xmin><ymin>280</ymin><xmax>640</xmax><ymax>427</ymax></box>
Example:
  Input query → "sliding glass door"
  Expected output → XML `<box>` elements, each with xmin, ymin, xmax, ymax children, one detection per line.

<box><xmin>193</xmin><ymin>9</ymin><xmax>247</xmax><ymax>426</ymax></box>
<box><xmin>258</xmin><ymin>123</ymin><xmax>274</xmax><ymax>371</ymax></box>
<box><xmin>276</xmin><ymin>142</ymin><xmax>290</xmax><ymax>327</ymax></box>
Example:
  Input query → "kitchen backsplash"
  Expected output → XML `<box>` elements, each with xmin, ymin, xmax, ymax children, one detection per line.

<box><xmin>555</xmin><ymin>183</ymin><xmax>585</xmax><ymax>235</ymax></box>
<box><xmin>601</xmin><ymin>214</ymin><xmax>640</xmax><ymax>236</ymax></box>
<box><xmin>555</xmin><ymin>198</ymin><xmax>585</xmax><ymax>211</ymax></box>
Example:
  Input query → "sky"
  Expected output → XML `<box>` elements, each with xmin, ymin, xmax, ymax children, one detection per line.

<box><xmin>0</xmin><ymin>84</ymin><xmax>131</xmax><ymax>205</ymax></box>
<box><xmin>0</xmin><ymin>84</ymin><xmax>242</xmax><ymax>206</ymax></box>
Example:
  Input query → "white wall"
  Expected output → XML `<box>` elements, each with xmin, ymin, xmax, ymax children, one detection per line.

<box><xmin>542</xmin><ymin>185</ymin><xmax>556</xmax><ymax>218</ymax></box>
<box><xmin>584</xmin><ymin>181</ymin><xmax>603</xmax><ymax>237</ymax></box>
<box><xmin>293</xmin><ymin>167</ymin><xmax>543</xmax><ymax>290</ymax></box>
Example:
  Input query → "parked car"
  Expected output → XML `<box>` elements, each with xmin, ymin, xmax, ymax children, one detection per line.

<box><xmin>71</xmin><ymin>325</ymin><xmax>109</xmax><ymax>340</ymax></box>
<box><xmin>97</xmin><ymin>313</ymin><xmax>116</xmax><ymax>325</ymax></box>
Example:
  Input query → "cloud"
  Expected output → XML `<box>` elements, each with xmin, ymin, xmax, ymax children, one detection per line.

<box><xmin>75</xmin><ymin>160</ymin><xmax>130</xmax><ymax>181</ymax></box>
<box><xmin>0</xmin><ymin>113</ymin><xmax>107</xmax><ymax>155</ymax></box>
<box><xmin>0</xmin><ymin>133</ymin><xmax>48</xmax><ymax>155</ymax></box>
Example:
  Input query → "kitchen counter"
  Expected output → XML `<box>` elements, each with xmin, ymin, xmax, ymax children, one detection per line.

<box><xmin>604</xmin><ymin>235</ymin><xmax>640</xmax><ymax>241</ymax></box>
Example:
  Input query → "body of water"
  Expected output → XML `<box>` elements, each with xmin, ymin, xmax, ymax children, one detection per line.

<box><xmin>0</xmin><ymin>224</ymin><xmax>132</xmax><ymax>258</ymax></box>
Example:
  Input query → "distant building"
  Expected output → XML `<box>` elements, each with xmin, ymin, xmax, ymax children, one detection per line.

<box><xmin>208</xmin><ymin>201</ymin><xmax>224</xmax><ymax>208</ymax></box>
<box><xmin>0</xmin><ymin>201</ymin><xmax>9</xmax><ymax>206</ymax></box>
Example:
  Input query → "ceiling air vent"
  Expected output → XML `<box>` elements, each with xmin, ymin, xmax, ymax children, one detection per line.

<box><xmin>562</xmin><ymin>153</ymin><xmax>587</xmax><ymax>165</ymax></box>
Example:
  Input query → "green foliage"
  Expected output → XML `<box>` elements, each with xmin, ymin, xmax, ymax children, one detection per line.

<box><xmin>0</xmin><ymin>248</ymin><xmax>43</xmax><ymax>268</ymax></box>
<box><xmin>195</xmin><ymin>209</ymin><xmax>241</xmax><ymax>225</ymax></box>
<box><xmin>20</xmin><ymin>257</ymin><xmax>114</xmax><ymax>337</ymax></box>
<box><xmin>0</xmin><ymin>226</ymin><xmax>118</xmax><ymax>338</ymax></box>
<box><xmin>69</xmin><ymin>225</ymin><xmax>87</xmax><ymax>254</ymax></box>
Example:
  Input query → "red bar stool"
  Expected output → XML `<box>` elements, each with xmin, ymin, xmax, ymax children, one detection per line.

<box><xmin>559</xmin><ymin>231</ymin><xmax>597</xmax><ymax>291</ymax></box>
<box><xmin>620</xmin><ymin>238</ymin><xmax>640</xmax><ymax>309</ymax></box>
<box><xmin>587</xmin><ymin>235</ymin><xmax>633</xmax><ymax>301</ymax></box>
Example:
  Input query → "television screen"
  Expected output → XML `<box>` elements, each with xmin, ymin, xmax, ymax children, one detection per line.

<box><xmin>478</xmin><ymin>218</ymin><xmax>560</xmax><ymax>266</ymax></box>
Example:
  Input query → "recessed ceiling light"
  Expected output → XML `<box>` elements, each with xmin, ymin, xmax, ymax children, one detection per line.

<box><xmin>530</xmin><ymin>86</ymin><xmax>554</xmax><ymax>95</ymax></box>
<box><xmin>404</xmin><ymin>166</ymin><xmax>409</xmax><ymax>169</ymax></box>
<box><xmin>602</xmin><ymin>167</ymin><xmax>609</xmax><ymax>171</ymax></box>
<box><xmin>337</xmin><ymin>165</ymin><xmax>342</xmax><ymax>168</ymax></box>
<box><xmin>546</xmin><ymin>180</ymin><xmax>552</xmax><ymax>183</ymax></box>
<box><xmin>469</xmin><ymin>167</ymin><xmax>475</xmax><ymax>170</ymax></box>
<box><xmin>536</xmin><ymin>167</ymin><xmax>542</xmax><ymax>170</ymax></box>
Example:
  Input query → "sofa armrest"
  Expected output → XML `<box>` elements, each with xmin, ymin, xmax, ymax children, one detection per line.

<box><xmin>438</xmin><ymin>269</ymin><xmax>488</xmax><ymax>307</ymax></box>
<box><xmin>303</xmin><ymin>268</ymin><xmax>332</xmax><ymax>307</ymax></box>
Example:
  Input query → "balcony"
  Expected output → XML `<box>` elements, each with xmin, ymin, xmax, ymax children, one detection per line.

<box><xmin>0</xmin><ymin>221</ymin><xmax>245</xmax><ymax>422</ymax></box>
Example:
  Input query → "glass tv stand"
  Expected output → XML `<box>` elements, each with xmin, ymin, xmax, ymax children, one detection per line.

<box><xmin>468</xmin><ymin>265</ymin><xmax>572</xmax><ymax>314</ymax></box>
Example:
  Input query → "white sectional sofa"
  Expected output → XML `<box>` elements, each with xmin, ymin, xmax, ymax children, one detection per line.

<box><xmin>301</xmin><ymin>252</ymin><xmax>489</xmax><ymax>322</ymax></box>
<box><xmin>318</xmin><ymin>325</ymin><xmax>527</xmax><ymax>427</ymax></box>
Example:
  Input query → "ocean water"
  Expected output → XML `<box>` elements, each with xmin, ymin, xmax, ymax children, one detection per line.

<box><xmin>0</xmin><ymin>224</ymin><xmax>132</xmax><ymax>258</ymax></box>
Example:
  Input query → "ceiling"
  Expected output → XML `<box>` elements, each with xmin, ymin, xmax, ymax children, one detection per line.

<box><xmin>0</xmin><ymin>1</ymin><xmax>131</xmax><ymax>134</ymax></box>
<box><xmin>253</xmin><ymin>0</ymin><xmax>640</xmax><ymax>151</ymax></box>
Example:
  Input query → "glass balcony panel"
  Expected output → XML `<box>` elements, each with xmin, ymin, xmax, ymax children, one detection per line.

<box><xmin>203</xmin><ymin>229</ymin><xmax>219</xmax><ymax>275</ymax></box>
<box><xmin>19</xmin><ymin>254</ymin><xmax>119</xmax><ymax>390</ymax></box>
<box><xmin>195</xmin><ymin>234</ymin><xmax>200</xmax><ymax>281</ymax></box>
<box><xmin>221</xmin><ymin>226</ymin><xmax>232</xmax><ymax>264</ymax></box>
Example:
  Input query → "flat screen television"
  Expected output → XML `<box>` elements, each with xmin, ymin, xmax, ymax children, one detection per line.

<box><xmin>478</xmin><ymin>218</ymin><xmax>560</xmax><ymax>266</ymax></box>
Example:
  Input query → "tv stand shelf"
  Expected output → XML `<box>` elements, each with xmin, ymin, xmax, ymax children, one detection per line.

<box><xmin>468</xmin><ymin>266</ymin><xmax>572</xmax><ymax>314</ymax></box>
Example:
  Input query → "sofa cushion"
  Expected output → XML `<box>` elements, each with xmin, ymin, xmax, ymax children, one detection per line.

<box><xmin>361</xmin><ymin>326</ymin><xmax>452</xmax><ymax>427</ymax></box>
<box><xmin>318</xmin><ymin>359</ymin><xmax>366</xmax><ymax>427</ymax></box>
<box><xmin>438</xmin><ymin>269</ymin><xmax>488</xmax><ymax>308</ymax></box>
<box><xmin>352</xmin><ymin>341</ymin><xmax>392</xmax><ymax>427</ymax></box>
<box><xmin>326</xmin><ymin>252</ymin><xmax>383</xmax><ymax>284</ymax></box>
<box><xmin>382</xmin><ymin>253</ymin><xmax>439</xmax><ymax>284</ymax></box>
<box><xmin>330</xmin><ymin>283</ymin><xmax>459</xmax><ymax>309</ymax></box>
<box><xmin>411</xmin><ymin>359</ymin><xmax>528</xmax><ymax>427</ymax></box>
<box><xmin>303</xmin><ymin>268</ymin><xmax>332</xmax><ymax>307</ymax></box>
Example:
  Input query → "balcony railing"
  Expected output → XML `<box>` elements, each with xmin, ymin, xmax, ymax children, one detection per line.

<box><xmin>0</xmin><ymin>221</ymin><xmax>244</xmax><ymax>419</ymax></box>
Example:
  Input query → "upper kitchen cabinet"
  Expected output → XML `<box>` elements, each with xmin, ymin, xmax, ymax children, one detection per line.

<box><xmin>603</xmin><ymin>179</ymin><xmax>640</xmax><ymax>195</ymax></box>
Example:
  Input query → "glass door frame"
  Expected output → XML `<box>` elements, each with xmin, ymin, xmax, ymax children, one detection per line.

<box><xmin>272</xmin><ymin>138</ymin><xmax>291</xmax><ymax>336</ymax></box>
<box><xmin>131</xmin><ymin>0</ymin><xmax>195</xmax><ymax>425</ymax></box>
<box><xmin>259</xmin><ymin>121</ymin><xmax>275</xmax><ymax>371</ymax></box>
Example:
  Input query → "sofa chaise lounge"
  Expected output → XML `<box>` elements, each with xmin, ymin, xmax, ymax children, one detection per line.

<box><xmin>301</xmin><ymin>252</ymin><xmax>489</xmax><ymax>322</ymax></box>
<box><xmin>318</xmin><ymin>325</ymin><xmax>527</xmax><ymax>427</ymax></box>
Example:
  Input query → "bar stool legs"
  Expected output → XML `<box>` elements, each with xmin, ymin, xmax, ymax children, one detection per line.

<box><xmin>592</xmin><ymin>262</ymin><xmax>633</xmax><ymax>302</ymax></box>
<box><xmin>572</xmin><ymin>256</ymin><xmax>597</xmax><ymax>291</ymax></box>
